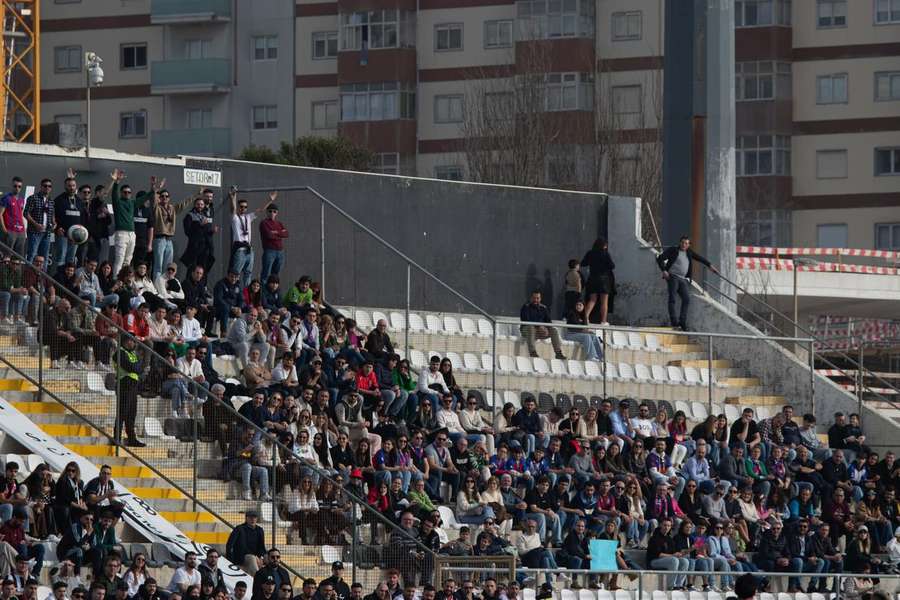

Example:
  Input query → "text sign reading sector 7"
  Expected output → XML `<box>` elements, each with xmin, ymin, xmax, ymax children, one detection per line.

<box><xmin>183</xmin><ymin>168</ymin><xmax>222</xmax><ymax>188</ymax></box>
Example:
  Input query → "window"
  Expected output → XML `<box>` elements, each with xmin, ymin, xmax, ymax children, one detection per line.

<box><xmin>340</xmin><ymin>10</ymin><xmax>415</xmax><ymax>50</ymax></box>
<box><xmin>483</xmin><ymin>91</ymin><xmax>514</xmax><ymax>122</ymax></box>
<box><xmin>119</xmin><ymin>111</ymin><xmax>147</xmax><ymax>138</ymax></box>
<box><xmin>875</xmin><ymin>71</ymin><xmax>900</xmax><ymax>101</ymax></box>
<box><xmin>484</xmin><ymin>20</ymin><xmax>513</xmax><ymax>48</ymax></box>
<box><xmin>736</xmin><ymin>135</ymin><xmax>791</xmax><ymax>176</ymax></box>
<box><xmin>186</xmin><ymin>109</ymin><xmax>212</xmax><ymax>129</ymax></box>
<box><xmin>340</xmin><ymin>82</ymin><xmax>416</xmax><ymax>122</ymax></box>
<box><xmin>370</xmin><ymin>153</ymin><xmax>399</xmax><ymax>175</ymax></box>
<box><xmin>738</xmin><ymin>209</ymin><xmax>792</xmax><ymax>246</ymax></box>
<box><xmin>54</xmin><ymin>45</ymin><xmax>82</xmax><ymax>72</ymax></box>
<box><xmin>875</xmin><ymin>0</ymin><xmax>900</xmax><ymax>24</ymax></box>
<box><xmin>435</xmin><ymin>166</ymin><xmax>464</xmax><ymax>181</ymax></box>
<box><xmin>735</xmin><ymin>0</ymin><xmax>791</xmax><ymax>26</ymax></box>
<box><xmin>817</xmin><ymin>73</ymin><xmax>848</xmax><ymax>104</ymax></box>
<box><xmin>435</xmin><ymin>24</ymin><xmax>463</xmax><ymax>51</ymax></box>
<box><xmin>312</xmin><ymin>32</ymin><xmax>338</xmax><ymax>59</ymax></box>
<box><xmin>816</xmin><ymin>150</ymin><xmax>848</xmax><ymax>179</ymax></box>
<box><xmin>875</xmin><ymin>147</ymin><xmax>900</xmax><ymax>176</ymax></box>
<box><xmin>121</xmin><ymin>43</ymin><xmax>147</xmax><ymax>70</ymax></box>
<box><xmin>185</xmin><ymin>39</ymin><xmax>210</xmax><ymax>59</ymax></box>
<box><xmin>817</xmin><ymin>224</ymin><xmax>848</xmax><ymax>248</ymax></box>
<box><xmin>611</xmin><ymin>11</ymin><xmax>642</xmax><ymax>40</ymax></box>
<box><xmin>253</xmin><ymin>36</ymin><xmax>278</xmax><ymax>61</ymax></box>
<box><xmin>434</xmin><ymin>95</ymin><xmax>463</xmax><ymax>123</ymax></box>
<box><xmin>543</xmin><ymin>73</ymin><xmax>593</xmax><ymax>111</ymax></box>
<box><xmin>612</xmin><ymin>85</ymin><xmax>641</xmax><ymax>115</ymax></box>
<box><xmin>252</xmin><ymin>106</ymin><xmax>277</xmax><ymax>130</ymax></box>
<box><xmin>311</xmin><ymin>101</ymin><xmax>338</xmax><ymax>130</ymax></box>
<box><xmin>736</xmin><ymin>61</ymin><xmax>792</xmax><ymax>101</ymax></box>
<box><xmin>517</xmin><ymin>0</ymin><xmax>595</xmax><ymax>40</ymax></box>
<box><xmin>817</xmin><ymin>0</ymin><xmax>846</xmax><ymax>27</ymax></box>
<box><xmin>875</xmin><ymin>223</ymin><xmax>900</xmax><ymax>250</ymax></box>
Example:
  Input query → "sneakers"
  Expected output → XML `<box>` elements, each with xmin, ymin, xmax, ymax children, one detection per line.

<box><xmin>555</xmin><ymin>352</ymin><xmax>567</xmax><ymax>360</ymax></box>
<box><xmin>72</xmin><ymin>361</ymin><xmax>86</xmax><ymax>370</ymax></box>
<box><xmin>242</xmin><ymin>491</ymin><xmax>253</xmax><ymax>501</ymax></box>
<box><xmin>172</xmin><ymin>411</ymin><xmax>180</xmax><ymax>419</ymax></box>
<box><xmin>260</xmin><ymin>493</ymin><xmax>273</xmax><ymax>501</ymax></box>
<box><xmin>125</xmin><ymin>438</ymin><xmax>147</xmax><ymax>448</ymax></box>
<box><xmin>51</xmin><ymin>360</ymin><xmax>62</xmax><ymax>369</ymax></box>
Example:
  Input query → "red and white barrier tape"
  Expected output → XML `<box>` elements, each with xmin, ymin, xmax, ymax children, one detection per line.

<box><xmin>736</xmin><ymin>257</ymin><xmax>898</xmax><ymax>275</ymax></box>
<box><xmin>737</xmin><ymin>246</ymin><xmax>900</xmax><ymax>259</ymax></box>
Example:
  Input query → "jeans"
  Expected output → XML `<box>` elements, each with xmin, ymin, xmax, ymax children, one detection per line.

<box><xmin>81</xmin><ymin>290</ymin><xmax>119</xmax><ymax>309</ymax></box>
<box><xmin>54</xmin><ymin>234</ymin><xmax>78</xmax><ymax>266</ymax></box>
<box><xmin>565</xmin><ymin>331</ymin><xmax>603</xmax><ymax>360</ymax></box>
<box><xmin>625</xmin><ymin>518</ymin><xmax>649</xmax><ymax>544</ymax></box>
<box><xmin>261</xmin><ymin>249</ymin><xmax>283</xmax><ymax>283</ymax></box>
<box><xmin>238</xmin><ymin>462</ymin><xmax>270</xmax><ymax>496</ymax></box>
<box><xmin>710</xmin><ymin>556</ymin><xmax>732</xmax><ymax>587</ymax></box>
<box><xmin>0</xmin><ymin>291</ymin><xmax>27</xmax><ymax>318</ymax></box>
<box><xmin>376</xmin><ymin>469</ymin><xmax>413</xmax><ymax>493</ymax></box>
<box><xmin>688</xmin><ymin>557</ymin><xmax>714</xmax><ymax>586</ymax></box>
<box><xmin>26</xmin><ymin>231</ymin><xmax>51</xmax><ymax>265</ymax></box>
<box><xmin>162</xmin><ymin>378</ymin><xmax>190</xmax><ymax>414</ymax></box>
<box><xmin>666</xmin><ymin>275</ymin><xmax>691</xmax><ymax>328</ymax></box>
<box><xmin>112</xmin><ymin>231</ymin><xmax>136</xmax><ymax>276</ymax></box>
<box><xmin>3</xmin><ymin>231</ymin><xmax>26</xmax><ymax>256</ymax></box>
<box><xmin>791</xmin><ymin>557</ymin><xmax>826</xmax><ymax>590</ymax></box>
<box><xmin>456</xmin><ymin>505</ymin><xmax>496</xmax><ymax>526</ymax></box>
<box><xmin>152</xmin><ymin>237</ymin><xmax>174</xmax><ymax>279</ymax></box>
<box><xmin>15</xmin><ymin>542</ymin><xmax>44</xmax><ymax>576</ymax></box>
<box><xmin>650</xmin><ymin>556</ymin><xmax>690</xmax><ymax>589</ymax></box>
<box><xmin>229</xmin><ymin>246</ymin><xmax>254</xmax><ymax>289</ymax></box>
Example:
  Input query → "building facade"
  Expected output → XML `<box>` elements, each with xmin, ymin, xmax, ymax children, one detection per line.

<box><xmin>39</xmin><ymin>0</ymin><xmax>900</xmax><ymax>249</ymax></box>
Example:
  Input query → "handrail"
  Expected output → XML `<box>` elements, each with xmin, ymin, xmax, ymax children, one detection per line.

<box><xmin>0</xmin><ymin>240</ymin><xmax>438</xmax><ymax>562</ymax></box>
<box><xmin>236</xmin><ymin>185</ymin><xmax>496</xmax><ymax>322</ymax></box>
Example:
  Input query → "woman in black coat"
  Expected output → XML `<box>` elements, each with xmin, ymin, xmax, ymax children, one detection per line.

<box><xmin>53</xmin><ymin>460</ymin><xmax>87</xmax><ymax>534</ymax></box>
<box><xmin>581</xmin><ymin>238</ymin><xmax>615</xmax><ymax>324</ymax></box>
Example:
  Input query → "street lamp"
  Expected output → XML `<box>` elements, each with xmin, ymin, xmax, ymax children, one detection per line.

<box><xmin>84</xmin><ymin>51</ymin><xmax>104</xmax><ymax>157</ymax></box>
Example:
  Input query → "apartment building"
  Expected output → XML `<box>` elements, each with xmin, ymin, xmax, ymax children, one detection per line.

<box><xmin>39</xmin><ymin>0</ymin><xmax>900</xmax><ymax>250</ymax></box>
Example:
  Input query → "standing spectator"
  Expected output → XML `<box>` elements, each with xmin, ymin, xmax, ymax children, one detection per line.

<box><xmin>150</xmin><ymin>189</ymin><xmax>180</xmax><ymax>278</ymax></box>
<box><xmin>132</xmin><ymin>190</ymin><xmax>154</xmax><ymax>269</ymax></box>
<box><xmin>85</xmin><ymin>185</ymin><xmax>112</xmax><ymax>264</ymax></box>
<box><xmin>519</xmin><ymin>290</ymin><xmax>565</xmax><ymax>360</ymax></box>
<box><xmin>180</xmin><ymin>196</ymin><xmax>217</xmax><ymax>276</ymax></box>
<box><xmin>580</xmin><ymin>238</ymin><xmax>615</xmax><ymax>325</ymax></box>
<box><xmin>655</xmin><ymin>235</ymin><xmax>718</xmax><ymax>331</ymax></box>
<box><xmin>115</xmin><ymin>335</ymin><xmax>145</xmax><ymax>447</ymax></box>
<box><xmin>229</xmin><ymin>189</ymin><xmax>272</xmax><ymax>289</ymax></box>
<box><xmin>54</xmin><ymin>174</ymin><xmax>87</xmax><ymax>267</ymax></box>
<box><xmin>0</xmin><ymin>176</ymin><xmax>27</xmax><ymax>255</ymax></box>
<box><xmin>259</xmin><ymin>194</ymin><xmax>288</xmax><ymax>284</ymax></box>
<box><xmin>24</xmin><ymin>178</ymin><xmax>54</xmax><ymax>265</ymax></box>
<box><xmin>0</xmin><ymin>256</ymin><xmax>28</xmax><ymax>323</ymax></box>
<box><xmin>225</xmin><ymin>512</ymin><xmax>266</xmax><ymax>575</ymax></box>
<box><xmin>562</xmin><ymin>258</ymin><xmax>581</xmax><ymax>317</ymax></box>
<box><xmin>109</xmin><ymin>170</ymin><xmax>137</xmax><ymax>277</ymax></box>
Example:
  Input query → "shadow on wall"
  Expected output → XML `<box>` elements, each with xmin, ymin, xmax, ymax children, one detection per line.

<box><xmin>523</xmin><ymin>264</ymin><xmax>556</xmax><ymax>314</ymax></box>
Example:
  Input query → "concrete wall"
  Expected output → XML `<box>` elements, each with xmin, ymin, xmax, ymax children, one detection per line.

<box><xmin>606</xmin><ymin>194</ymin><xmax>898</xmax><ymax>450</ymax></box>
<box><xmin>0</xmin><ymin>144</ymin><xmax>607</xmax><ymax>317</ymax></box>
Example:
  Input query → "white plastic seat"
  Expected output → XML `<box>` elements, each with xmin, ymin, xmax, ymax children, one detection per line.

<box><xmin>144</xmin><ymin>417</ymin><xmax>164</xmax><ymax>438</ymax></box>
<box><xmin>443</xmin><ymin>316</ymin><xmax>461</xmax><ymax>336</ymax></box>
<box><xmin>756</xmin><ymin>406</ymin><xmax>772</xmax><ymax>419</ymax></box>
<box><xmin>651</xmin><ymin>592</ymin><xmax>667</xmax><ymax>600</ymax></box>
<box><xmin>371</xmin><ymin>310</ymin><xmax>388</xmax><ymax>327</ymax></box>
<box><xmin>809</xmin><ymin>594</ymin><xmax>827</xmax><ymax>600</ymax></box>
<box><xmin>604</xmin><ymin>361</ymin><xmax>619</xmax><ymax>380</ymax></box>
<box><xmin>321</xmin><ymin>545</ymin><xmax>342</xmax><ymax>565</ymax></box>
<box><xmin>711</xmin><ymin>403</ymin><xmax>724</xmax><ymax>416</ymax></box>
<box><xmin>437</xmin><ymin>505</ymin><xmax>462</xmax><ymax>529</ymax></box>
<box><xmin>724</xmin><ymin>404</ymin><xmax>741</xmax><ymax>421</ymax></box>
<box><xmin>523</xmin><ymin>590</ymin><xmax>536</xmax><ymax>600</ymax></box>
<box><xmin>485</xmin><ymin>390</ymin><xmax>499</xmax><ymax>410</ymax></box>
<box><xmin>777</xmin><ymin>593</ymin><xmax>793</xmax><ymax>600</ymax></box>
<box><xmin>460</xmin><ymin>317</ymin><xmax>478</xmax><ymax>336</ymax></box>
<box><xmin>645</xmin><ymin>334</ymin><xmax>662</xmax><ymax>352</ymax></box>
<box><xmin>445</xmin><ymin>352</ymin><xmax>464</xmax><ymax>371</ymax></box>
<box><xmin>410</xmin><ymin>350</ymin><xmax>427</xmax><ymax>369</ymax></box>
<box><xmin>684</xmin><ymin>367</ymin><xmax>702</xmax><ymax>385</ymax></box>
<box><xmin>354</xmin><ymin>309</ymin><xmax>373</xmax><ymax>330</ymax></box>
<box><xmin>260</xmin><ymin>502</ymin><xmax>291</xmax><ymax>527</ymax></box>
<box><xmin>567</xmin><ymin>359</ymin><xmax>587</xmax><ymax>378</ymax></box>
<box><xmin>627</xmin><ymin>332</ymin><xmax>643</xmax><ymax>349</ymax></box>
<box><xmin>675</xmin><ymin>400</ymin><xmax>692</xmax><ymax>417</ymax></box>
<box><xmin>504</xmin><ymin>390</ymin><xmax>521</xmax><ymax>409</ymax></box>
<box><xmin>550</xmin><ymin>358</ymin><xmax>568</xmax><ymax>377</ymax></box>
<box><xmin>463</xmin><ymin>353</ymin><xmax>484</xmax><ymax>373</ymax></box>
<box><xmin>515</xmin><ymin>356</ymin><xmax>535</xmax><ymax>375</ymax></box>
<box><xmin>611</xmin><ymin>331</ymin><xmax>629</xmax><ymax>348</ymax></box>
<box><xmin>689</xmin><ymin>592</ymin><xmax>706</xmax><ymax>600</ymax></box>
<box><xmin>597</xmin><ymin>591</ymin><xmax>613</xmax><ymax>600</ymax></box>
<box><xmin>793</xmin><ymin>594</ymin><xmax>809</xmax><ymax>600</ymax></box>
<box><xmin>618</xmin><ymin>362</ymin><xmax>636</xmax><ymax>381</ymax></box>
<box><xmin>707</xmin><ymin>593</ymin><xmax>723</xmax><ymax>600</ymax></box>
<box><xmin>481</xmin><ymin>354</ymin><xmax>494</xmax><ymax>372</ymax></box>
<box><xmin>667</xmin><ymin>365</ymin><xmax>689</xmax><ymax>385</ymax></box>
<box><xmin>671</xmin><ymin>592</ymin><xmax>688</xmax><ymax>600</ymax></box>
<box><xmin>498</xmin><ymin>355</ymin><xmax>516</xmax><ymax>373</ymax></box>
<box><xmin>389</xmin><ymin>312</ymin><xmax>405</xmax><ymax>331</ymax></box>
<box><xmin>651</xmin><ymin>364</ymin><xmax>670</xmax><ymax>384</ymax></box>
<box><xmin>759</xmin><ymin>594</ymin><xmax>775</xmax><ymax>600</ymax></box>
<box><xmin>4</xmin><ymin>454</ymin><xmax>23</xmax><ymax>470</ymax></box>
<box><xmin>533</xmin><ymin>357</ymin><xmax>551</xmax><ymax>376</ymax></box>
<box><xmin>427</xmin><ymin>350</ymin><xmax>443</xmax><ymax>363</ymax></box>
<box><xmin>578</xmin><ymin>590</ymin><xmax>596</xmax><ymax>600</ymax></box>
<box><xmin>584</xmin><ymin>360</ymin><xmax>603</xmax><ymax>379</ymax></box>
<box><xmin>425</xmin><ymin>314</ymin><xmax>443</xmax><ymax>334</ymax></box>
<box><xmin>561</xmin><ymin>591</ymin><xmax>577</xmax><ymax>600</ymax></box>
<box><xmin>87</xmin><ymin>372</ymin><xmax>115</xmax><ymax>396</ymax></box>
<box><xmin>691</xmin><ymin>402</ymin><xmax>709</xmax><ymax>420</ymax></box>
<box><xmin>408</xmin><ymin>313</ymin><xmax>425</xmax><ymax>332</ymax></box>
<box><xmin>634</xmin><ymin>363</ymin><xmax>652</xmax><ymax>382</ymax></box>
<box><xmin>25</xmin><ymin>454</ymin><xmax>43</xmax><ymax>473</ymax></box>
<box><xmin>477</xmin><ymin>318</ymin><xmax>494</xmax><ymax>338</ymax></box>
<box><xmin>614</xmin><ymin>591</ymin><xmax>632</xmax><ymax>600</ymax></box>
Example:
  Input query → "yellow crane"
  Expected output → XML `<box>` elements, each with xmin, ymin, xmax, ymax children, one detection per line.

<box><xmin>0</xmin><ymin>0</ymin><xmax>39</xmax><ymax>143</ymax></box>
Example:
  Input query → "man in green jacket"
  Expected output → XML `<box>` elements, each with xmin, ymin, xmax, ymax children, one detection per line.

<box><xmin>109</xmin><ymin>169</ymin><xmax>136</xmax><ymax>277</ymax></box>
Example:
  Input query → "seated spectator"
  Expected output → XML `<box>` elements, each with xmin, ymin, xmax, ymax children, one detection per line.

<box><xmin>519</xmin><ymin>291</ymin><xmax>565</xmax><ymax>360</ymax></box>
<box><xmin>225</xmin><ymin>428</ymin><xmax>271</xmax><ymax>501</ymax></box>
<box><xmin>646</xmin><ymin>518</ymin><xmax>690</xmax><ymax>590</ymax></box>
<box><xmin>0</xmin><ymin>509</ymin><xmax>43</xmax><ymax>578</ymax></box>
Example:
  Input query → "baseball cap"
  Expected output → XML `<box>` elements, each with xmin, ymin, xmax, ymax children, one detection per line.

<box><xmin>332</xmin><ymin>561</ymin><xmax>344</xmax><ymax>570</ymax></box>
<box><xmin>246</xmin><ymin>509</ymin><xmax>259</xmax><ymax>518</ymax></box>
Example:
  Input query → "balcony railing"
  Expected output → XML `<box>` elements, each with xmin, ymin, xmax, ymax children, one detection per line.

<box><xmin>151</xmin><ymin>128</ymin><xmax>231</xmax><ymax>157</ymax></box>
<box><xmin>150</xmin><ymin>0</ymin><xmax>231</xmax><ymax>24</ymax></box>
<box><xmin>150</xmin><ymin>59</ymin><xmax>231</xmax><ymax>94</ymax></box>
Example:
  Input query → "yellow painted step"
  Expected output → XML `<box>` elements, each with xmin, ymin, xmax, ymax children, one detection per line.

<box><xmin>184</xmin><ymin>531</ymin><xmax>230</xmax><ymax>544</ymax></box>
<box><xmin>0</xmin><ymin>335</ymin><xmax>16</xmax><ymax>345</ymax></box>
<box><xmin>65</xmin><ymin>444</ymin><xmax>169</xmax><ymax>459</ymax></box>
<box><xmin>4</xmin><ymin>357</ymin><xmax>51</xmax><ymax>369</ymax></box>
<box><xmin>670</xmin><ymin>359</ymin><xmax>731</xmax><ymax>369</ymax></box>
<box><xmin>39</xmin><ymin>423</ymin><xmax>98</xmax><ymax>437</ymax></box>
<box><xmin>725</xmin><ymin>395</ymin><xmax>786</xmax><ymax>406</ymax></box>
<box><xmin>282</xmin><ymin>556</ymin><xmax>321</xmax><ymax>570</ymax></box>
<box><xmin>18</xmin><ymin>380</ymin><xmax>81</xmax><ymax>393</ymax></box>
<box><xmin>719</xmin><ymin>377</ymin><xmax>761</xmax><ymax>388</ymax></box>
<box><xmin>129</xmin><ymin>487</ymin><xmax>185</xmax><ymax>500</ymax></box>
<box><xmin>159</xmin><ymin>511</ymin><xmax>219</xmax><ymax>523</ymax></box>
<box><xmin>110</xmin><ymin>466</ymin><xmax>193</xmax><ymax>479</ymax></box>
<box><xmin>668</xmin><ymin>344</ymin><xmax>704</xmax><ymax>354</ymax></box>
<box><xmin>9</xmin><ymin>401</ymin><xmax>65</xmax><ymax>413</ymax></box>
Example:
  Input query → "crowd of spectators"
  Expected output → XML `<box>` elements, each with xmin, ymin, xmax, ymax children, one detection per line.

<box><xmin>2</xmin><ymin>173</ymin><xmax>900</xmax><ymax>598</ymax></box>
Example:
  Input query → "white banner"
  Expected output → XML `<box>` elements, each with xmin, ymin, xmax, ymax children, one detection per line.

<box><xmin>0</xmin><ymin>398</ymin><xmax>252</xmax><ymax>590</ymax></box>
<box><xmin>183</xmin><ymin>168</ymin><xmax>222</xmax><ymax>188</ymax></box>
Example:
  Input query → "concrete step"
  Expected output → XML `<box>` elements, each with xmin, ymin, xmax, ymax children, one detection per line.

<box><xmin>669</xmin><ymin>359</ymin><xmax>732</xmax><ymax>369</ymax></box>
<box><xmin>725</xmin><ymin>395</ymin><xmax>786</xmax><ymax>406</ymax></box>
<box><xmin>719</xmin><ymin>377</ymin><xmax>761</xmax><ymax>388</ymax></box>
<box><xmin>64</xmin><ymin>443</ymin><xmax>170</xmax><ymax>460</ymax></box>
<box><xmin>667</xmin><ymin>344</ymin><xmax>705</xmax><ymax>353</ymax></box>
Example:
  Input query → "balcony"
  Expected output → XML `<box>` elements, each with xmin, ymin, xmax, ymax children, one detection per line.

<box><xmin>150</xmin><ymin>0</ymin><xmax>231</xmax><ymax>24</ymax></box>
<box><xmin>150</xmin><ymin>59</ymin><xmax>231</xmax><ymax>94</ymax></box>
<box><xmin>151</xmin><ymin>128</ymin><xmax>231</xmax><ymax>157</ymax></box>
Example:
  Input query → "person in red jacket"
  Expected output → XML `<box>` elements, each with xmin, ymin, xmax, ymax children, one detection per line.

<box><xmin>124</xmin><ymin>303</ymin><xmax>150</xmax><ymax>343</ymax></box>
<box><xmin>259</xmin><ymin>193</ymin><xmax>288</xmax><ymax>284</ymax></box>
<box><xmin>356</xmin><ymin>361</ymin><xmax>380</xmax><ymax>409</ymax></box>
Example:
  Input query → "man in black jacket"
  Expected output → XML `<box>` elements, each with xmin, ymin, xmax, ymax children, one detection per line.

<box><xmin>320</xmin><ymin>562</ymin><xmax>350</xmax><ymax>600</ymax></box>
<box><xmin>519</xmin><ymin>291</ymin><xmax>565</xmax><ymax>360</ymax></box>
<box><xmin>655</xmin><ymin>236</ymin><xmax>718</xmax><ymax>331</ymax></box>
<box><xmin>756</xmin><ymin>522</ymin><xmax>801</xmax><ymax>590</ymax></box>
<box><xmin>252</xmin><ymin>549</ymin><xmax>290</xmax><ymax>598</ymax></box>
<box><xmin>225</xmin><ymin>510</ymin><xmax>266</xmax><ymax>574</ymax></box>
